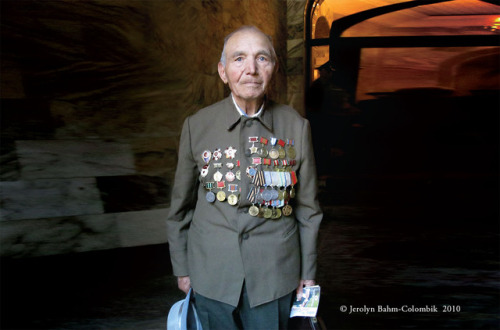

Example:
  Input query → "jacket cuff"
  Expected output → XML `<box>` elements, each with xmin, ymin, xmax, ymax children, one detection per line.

<box><xmin>169</xmin><ymin>249</ymin><xmax>189</xmax><ymax>276</ymax></box>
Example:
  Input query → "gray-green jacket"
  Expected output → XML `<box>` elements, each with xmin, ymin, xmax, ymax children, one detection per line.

<box><xmin>166</xmin><ymin>96</ymin><xmax>322</xmax><ymax>308</ymax></box>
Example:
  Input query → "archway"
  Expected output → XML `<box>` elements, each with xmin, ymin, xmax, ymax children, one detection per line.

<box><xmin>314</xmin><ymin>16</ymin><xmax>329</xmax><ymax>38</ymax></box>
<box><xmin>305</xmin><ymin>0</ymin><xmax>500</xmax><ymax>101</ymax></box>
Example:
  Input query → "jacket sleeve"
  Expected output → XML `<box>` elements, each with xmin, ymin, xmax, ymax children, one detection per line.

<box><xmin>166</xmin><ymin>116</ymin><xmax>199</xmax><ymax>276</ymax></box>
<box><xmin>295</xmin><ymin>119</ymin><xmax>323</xmax><ymax>280</ymax></box>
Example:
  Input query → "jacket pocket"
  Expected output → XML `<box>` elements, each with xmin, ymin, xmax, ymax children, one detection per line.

<box><xmin>283</xmin><ymin>222</ymin><xmax>298</xmax><ymax>239</ymax></box>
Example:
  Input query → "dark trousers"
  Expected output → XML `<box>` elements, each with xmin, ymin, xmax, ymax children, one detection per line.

<box><xmin>194</xmin><ymin>284</ymin><xmax>294</xmax><ymax>330</ymax></box>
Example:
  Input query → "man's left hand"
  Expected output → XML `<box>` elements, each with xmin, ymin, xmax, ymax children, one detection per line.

<box><xmin>177</xmin><ymin>276</ymin><xmax>191</xmax><ymax>294</ymax></box>
<box><xmin>296</xmin><ymin>279</ymin><xmax>316</xmax><ymax>300</ymax></box>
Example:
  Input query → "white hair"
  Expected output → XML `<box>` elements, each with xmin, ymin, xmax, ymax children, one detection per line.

<box><xmin>219</xmin><ymin>25</ymin><xmax>277</xmax><ymax>66</ymax></box>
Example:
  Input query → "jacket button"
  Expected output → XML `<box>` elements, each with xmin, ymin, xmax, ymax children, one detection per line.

<box><xmin>245</xmin><ymin>120</ymin><xmax>253</xmax><ymax>127</ymax></box>
<box><xmin>242</xmin><ymin>233</ymin><xmax>249</xmax><ymax>240</ymax></box>
<box><xmin>244</xmin><ymin>149</ymin><xmax>251</xmax><ymax>157</ymax></box>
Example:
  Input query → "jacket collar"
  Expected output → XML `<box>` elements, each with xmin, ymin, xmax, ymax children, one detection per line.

<box><xmin>225</xmin><ymin>96</ymin><xmax>273</xmax><ymax>132</ymax></box>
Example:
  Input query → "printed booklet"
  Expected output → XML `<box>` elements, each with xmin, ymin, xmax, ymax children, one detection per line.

<box><xmin>290</xmin><ymin>285</ymin><xmax>321</xmax><ymax>317</ymax></box>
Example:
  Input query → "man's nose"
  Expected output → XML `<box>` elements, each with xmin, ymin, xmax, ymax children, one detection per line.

<box><xmin>245</xmin><ymin>59</ymin><xmax>257</xmax><ymax>75</ymax></box>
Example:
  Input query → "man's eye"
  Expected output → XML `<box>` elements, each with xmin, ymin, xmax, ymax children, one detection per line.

<box><xmin>258</xmin><ymin>56</ymin><xmax>268</xmax><ymax>62</ymax></box>
<box><xmin>235</xmin><ymin>57</ymin><xmax>243</xmax><ymax>62</ymax></box>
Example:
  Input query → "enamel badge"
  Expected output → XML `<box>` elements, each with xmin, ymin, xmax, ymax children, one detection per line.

<box><xmin>212</xmin><ymin>148</ymin><xmax>222</xmax><ymax>161</ymax></box>
<box><xmin>200</xmin><ymin>164</ymin><xmax>209</xmax><ymax>177</ymax></box>
<box><xmin>224</xmin><ymin>146</ymin><xmax>237</xmax><ymax>159</ymax></box>
<box><xmin>202</xmin><ymin>150</ymin><xmax>212</xmax><ymax>164</ymax></box>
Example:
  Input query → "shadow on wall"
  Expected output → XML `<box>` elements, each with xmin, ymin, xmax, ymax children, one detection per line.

<box><xmin>0</xmin><ymin>0</ymin><xmax>289</xmax><ymax>258</ymax></box>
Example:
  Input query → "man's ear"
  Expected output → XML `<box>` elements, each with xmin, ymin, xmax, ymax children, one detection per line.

<box><xmin>218</xmin><ymin>62</ymin><xmax>228</xmax><ymax>84</ymax></box>
<box><xmin>273</xmin><ymin>60</ymin><xmax>279</xmax><ymax>74</ymax></box>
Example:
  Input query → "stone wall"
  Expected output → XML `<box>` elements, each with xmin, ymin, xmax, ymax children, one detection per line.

<box><xmin>0</xmin><ymin>0</ymin><xmax>308</xmax><ymax>258</ymax></box>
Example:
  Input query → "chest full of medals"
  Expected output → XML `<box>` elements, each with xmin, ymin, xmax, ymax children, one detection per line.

<box><xmin>198</xmin><ymin>136</ymin><xmax>298</xmax><ymax>220</ymax></box>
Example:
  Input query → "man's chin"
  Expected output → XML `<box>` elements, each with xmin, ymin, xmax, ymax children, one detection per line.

<box><xmin>238</xmin><ymin>91</ymin><xmax>266</xmax><ymax>101</ymax></box>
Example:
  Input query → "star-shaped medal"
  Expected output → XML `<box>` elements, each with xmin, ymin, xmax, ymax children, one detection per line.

<box><xmin>225</xmin><ymin>146</ymin><xmax>237</xmax><ymax>159</ymax></box>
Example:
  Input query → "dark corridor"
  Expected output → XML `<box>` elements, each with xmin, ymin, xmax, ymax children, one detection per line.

<box><xmin>2</xmin><ymin>91</ymin><xmax>499</xmax><ymax>329</ymax></box>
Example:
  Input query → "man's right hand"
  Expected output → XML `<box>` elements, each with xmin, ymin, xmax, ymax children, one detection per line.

<box><xmin>177</xmin><ymin>276</ymin><xmax>191</xmax><ymax>294</ymax></box>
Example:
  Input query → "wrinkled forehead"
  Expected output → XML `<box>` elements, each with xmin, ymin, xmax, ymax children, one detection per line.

<box><xmin>226</xmin><ymin>30</ymin><xmax>274</xmax><ymax>55</ymax></box>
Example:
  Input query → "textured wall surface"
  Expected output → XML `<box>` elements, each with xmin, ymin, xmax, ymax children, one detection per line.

<box><xmin>1</xmin><ymin>0</ymin><xmax>307</xmax><ymax>257</ymax></box>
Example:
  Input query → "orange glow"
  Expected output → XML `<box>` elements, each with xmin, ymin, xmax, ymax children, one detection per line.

<box><xmin>309</xmin><ymin>0</ymin><xmax>500</xmax><ymax>99</ymax></box>
<box><xmin>490</xmin><ymin>17</ymin><xmax>500</xmax><ymax>32</ymax></box>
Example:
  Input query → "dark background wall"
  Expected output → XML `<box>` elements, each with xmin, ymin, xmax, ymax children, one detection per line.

<box><xmin>0</xmin><ymin>0</ymin><xmax>294</xmax><ymax>257</ymax></box>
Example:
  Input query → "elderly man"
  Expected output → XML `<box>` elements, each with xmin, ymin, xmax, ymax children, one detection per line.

<box><xmin>166</xmin><ymin>25</ymin><xmax>322</xmax><ymax>329</ymax></box>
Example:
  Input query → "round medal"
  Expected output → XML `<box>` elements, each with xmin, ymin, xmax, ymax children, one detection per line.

<box><xmin>282</xmin><ymin>205</ymin><xmax>293</xmax><ymax>216</ymax></box>
<box><xmin>278</xmin><ymin>188</ymin><xmax>285</xmax><ymax>200</ymax></box>
<box><xmin>227</xmin><ymin>194</ymin><xmax>238</xmax><ymax>205</ymax></box>
<box><xmin>273</xmin><ymin>208</ymin><xmax>282</xmax><ymax>219</ymax></box>
<box><xmin>235</xmin><ymin>170</ymin><xmax>241</xmax><ymax>180</ymax></box>
<box><xmin>271</xmin><ymin>189</ymin><xmax>279</xmax><ymax>201</ymax></box>
<box><xmin>206</xmin><ymin>191</ymin><xmax>216</xmax><ymax>203</ymax></box>
<box><xmin>216</xmin><ymin>190</ymin><xmax>226</xmax><ymax>202</ymax></box>
<box><xmin>256</xmin><ymin>192</ymin><xmax>264</xmax><ymax>204</ymax></box>
<box><xmin>225</xmin><ymin>171</ymin><xmax>235</xmax><ymax>182</ymax></box>
<box><xmin>249</xmin><ymin>205</ymin><xmax>259</xmax><ymax>216</ymax></box>
<box><xmin>278</xmin><ymin>148</ymin><xmax>286</xmax><ymax>159</ymax></box>
<box><xmin>246</xmin><ymin>166</ymin><xmax>257</xmax><ymax>178</ymax></box>
<box><xmin>263</xmin><ymin>207</ymin><xmax>273</xmax><ymax>219</ymax></box>
<box><xmin>262</xmin><ymin>188</ymin><xmax>273</xmax><ymax>202</ymax></box>
<box><xmin>289</xmin><ymin>187</ymin><xmax>296</xmax><ymax>198</ymax></box>
<box><xmin>269</xmin><ymin>148</ymin><xmax>279</xmax><ymax>159</ymax></box>
<box><xmin>258</xmin><ymin>148</ymin><xmax>269</xmax><ymax>158</ymax></box>
<box><xmin>287</xmin><ymin>146</ymin><xmax>296</xmax><ymax>159</ymax></box>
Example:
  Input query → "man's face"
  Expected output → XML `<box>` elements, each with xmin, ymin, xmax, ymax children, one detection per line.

<box><xmin>218</xmin><ymin>30</ymin><xmax>276</xmax><ymax>106</ymax></box>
